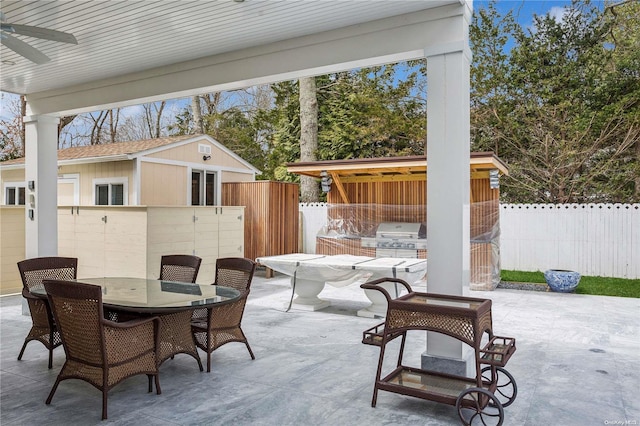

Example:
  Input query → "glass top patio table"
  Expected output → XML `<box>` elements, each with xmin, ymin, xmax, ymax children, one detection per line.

<box><xmin>30</xmin><ymin>277</ymin><xmax>241</xmax><ymax>313</ymax></box>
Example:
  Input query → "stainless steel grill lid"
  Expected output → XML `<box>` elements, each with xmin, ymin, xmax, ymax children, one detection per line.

<box><xmin>375</xmin><ymin>222</ymin><xmax>426</xmax><ymax>240</ymax></box>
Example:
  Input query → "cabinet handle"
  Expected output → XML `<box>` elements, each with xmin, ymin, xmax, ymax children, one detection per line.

<box><xmin>102</xmin><ymin>216</ymin><xmax>107</xmax><ymax>223</ymax></box>
<box><xmin>237</xmin><ymin>215</ymin><xmax>242</xmax><ymax>220</ymax></box>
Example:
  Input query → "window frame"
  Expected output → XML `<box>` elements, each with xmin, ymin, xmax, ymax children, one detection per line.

<box><xmin>3</xmin><ymin>182</ymin><xmax>26</xmax><ymax>206</ymax></box>
<box><xmin>189</xmin><ymin>169</ymin><xmax>218</xmax><ymax>206</ymax></box>
<box><xmin>92</xmin><ymin>177</ymin><xmax>128</xmax><ymax>206</ymax></box>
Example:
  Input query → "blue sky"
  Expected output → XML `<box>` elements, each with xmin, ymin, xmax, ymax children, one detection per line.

<box><xmin>477</xmin><ymin>0</ymin><xmax>573</xmax><ymax>25</ymax></box>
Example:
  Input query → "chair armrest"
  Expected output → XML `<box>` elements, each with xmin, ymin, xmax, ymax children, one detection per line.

<box><xmin>22</xmin><ymin>288</ymin><xmax>41</xmax><ymax>300</ymax></box>
<box><xmin>104</xmin><ymin>316</ymin><xmax>160</xmax><ymax>364</ymax></box>
<box><xmin>104</xmin><ymin>316</ymin><xmax>159</xmax><ymax>329</ymax></box>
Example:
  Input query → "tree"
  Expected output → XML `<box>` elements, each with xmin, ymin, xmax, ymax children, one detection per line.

<box><xmin>298</xmin><ymin>76</ymin><xmax>320</xmax><ymax>202</ymax></box>
<box><xmin>470</xmin><ymin>0</ymin><xmax>640</xmax><ymax>203</ymax></box>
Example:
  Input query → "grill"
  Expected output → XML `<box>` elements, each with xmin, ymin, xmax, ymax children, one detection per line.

<box><xmin>361</xmin><ymin>222</ymin><xmax>426</xmax><ymax>258</ymax></box>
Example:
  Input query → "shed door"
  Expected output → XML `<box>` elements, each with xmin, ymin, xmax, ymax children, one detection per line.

<box><xmin>191</xmin><ymin>170</ymin><xmax>216</xmax><ymax>206</ymax></box>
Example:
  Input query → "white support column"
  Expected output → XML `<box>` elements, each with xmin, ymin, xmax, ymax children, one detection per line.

<box><xmin>24</xmin><ymin>114</ymin><xmax>60</xmax><ymax>258</ymax></box>
<box><xmin>422</xmin><ymin>46</ymin><xmax>472</xmax><ymax>375</ymax></box>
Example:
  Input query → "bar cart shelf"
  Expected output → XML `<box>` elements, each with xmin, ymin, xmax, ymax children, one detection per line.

<box><xmin>360</xmin><ymin>278</ymin><xmax>517</xmax><ymax>425</ymax></box>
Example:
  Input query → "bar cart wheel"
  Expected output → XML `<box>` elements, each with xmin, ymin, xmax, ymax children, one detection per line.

<box><xmin>481</xmin><ymin>366</ymin><xmax>517</xmax><ymax>408</ymax></box>
<box><xmin>455</xmin><ymin>387</ymin><xmax>504</xmax><ymax>426</ymax></box>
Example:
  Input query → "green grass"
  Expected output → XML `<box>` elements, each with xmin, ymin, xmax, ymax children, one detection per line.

<box><xmin>500</xmin><ymin>269</ymin><xmax>640</xmax><ymax>298</ymax></box>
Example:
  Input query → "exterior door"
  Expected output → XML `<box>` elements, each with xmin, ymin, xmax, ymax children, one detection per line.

<box><xmin>191</xmin><ymin>170</ymin><xmax>216</xmax><ymax>206</ymax></box>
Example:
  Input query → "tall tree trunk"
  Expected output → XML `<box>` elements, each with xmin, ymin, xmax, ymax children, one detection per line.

<box><xmin>19</xmin><ymin>95</ymin><xmax>26</xmax><ymax>156</ymax></box>
<box><xmin>635</xmin><ymin>136</ymin><xmax>640</xmax><ymax>200</ymax></box>
<box><xmin>192</xmin><ymin>96</ymin><xmax>204</xmax><ymax>134</ymax></box>
<box><xmin>299</xmin><ymin>77</ymin><xmax>319</xmax><ymax>202</ymax></box>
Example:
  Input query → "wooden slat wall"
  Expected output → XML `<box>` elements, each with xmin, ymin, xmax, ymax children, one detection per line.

<box><xmin>325</xmin><ymin>177</ymin><xmax>501</xmax><ymax>289</ymax></box>
<box><xmin>222</xmin><ymin>181</ymin><xmax>299</xmax><ymax>261</ymax></box>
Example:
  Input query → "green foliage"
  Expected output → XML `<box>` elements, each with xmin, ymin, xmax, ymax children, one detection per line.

<box><xmin>471</xmin><ymin>0</ymin><xmax>640</xmax><ymax>203</ymax></box>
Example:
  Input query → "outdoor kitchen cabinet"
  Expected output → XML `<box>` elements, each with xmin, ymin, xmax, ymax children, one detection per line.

<box><xmin>58</xmin><ymin>206</ymin><xmax>244</xmax><ymax>283</ymax></box>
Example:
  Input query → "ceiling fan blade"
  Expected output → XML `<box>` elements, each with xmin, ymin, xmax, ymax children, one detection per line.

<box><xmin>1</xmin><ymin>32</ymin><xmax>50</xmax><ymax>64</ymax></box>
<box><xmin>5</xmin><ymin>23</ymin><xmax>77</xmax><ymax>44</ymax></box>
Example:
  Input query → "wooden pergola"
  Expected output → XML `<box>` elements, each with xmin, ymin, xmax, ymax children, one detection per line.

<box><xmin>288</xmin><ymin>152</ymin><xmax>508</xmax><ymax>291</ymax></box>
<box><xmin>287</xmin><ymin>152</ymin><xmax>509</xmax><ymax>204</ymax></box>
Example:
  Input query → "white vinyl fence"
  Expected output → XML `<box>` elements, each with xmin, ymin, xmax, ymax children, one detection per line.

<box><xmin>500</xmin><ymin>204</ymin><xmax>639</xmax><ymax>279</ymax></box>
<box><xmin>299</xmin><ymin>203</ymin><xmax>640</xmax><ymax>279</ymax></box>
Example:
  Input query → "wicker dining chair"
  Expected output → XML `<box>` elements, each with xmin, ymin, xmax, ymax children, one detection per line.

<box><xmin>191</xmin><ymin>257</ymin><xmax>256</xmax><ymax>373</ymax></box>
<box><xmin>44</xmin><ymin>280</ymin><xmax>161</xmax><ymax>420</ymax></box>
<box><xmin>16</xmin><ymin>256</ymin><xmax>77</xmax><ymax>369</ymax></box>
<box><xmin>160</xmin><ymin>254</ymin><xmax>202</xmax><ymax>283</ymax></box>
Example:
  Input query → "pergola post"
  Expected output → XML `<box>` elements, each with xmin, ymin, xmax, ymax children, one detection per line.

<box><xmin>24</xmin><ymin>114</ymin><xmax>59</xmax><ymax>258</ymax></box>
<box><xmin>422</xmin><ymin>42</ymin><xmax>472</xmax><ymax>374</ymax></box>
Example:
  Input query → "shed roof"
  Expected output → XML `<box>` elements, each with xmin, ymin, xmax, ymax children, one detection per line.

<box><xmin>1</xmin><ymin>134</ymin><xmax>260</xmax><ymax>173</ymax></box>
<box><xmin>287</xmin><ymin>152</ymin><xmax>508</xmax><ymax>182</ymax></box>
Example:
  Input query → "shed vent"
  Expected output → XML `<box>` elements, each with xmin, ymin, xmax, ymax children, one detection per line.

<box><xmin>198</xmin><ymin>144</ymin><xmax>211</xmax><ymax>155</ymax></box>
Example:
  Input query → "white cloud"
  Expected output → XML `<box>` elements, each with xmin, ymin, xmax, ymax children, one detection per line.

<box><xmin>548</xmin><ymin>6</ymin><xmax>569</xmax><ymax>24</ymax></box>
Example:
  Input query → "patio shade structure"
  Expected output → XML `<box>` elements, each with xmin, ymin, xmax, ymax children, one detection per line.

<box><xmin>286</xmin><ymin>153</ymin><xmax>508</xmax><ymax>204</ymax></box>
<box><xmin>1</xmin><ymin>0</ymin><xmax>473</xmax><ymax>371</ymax></box>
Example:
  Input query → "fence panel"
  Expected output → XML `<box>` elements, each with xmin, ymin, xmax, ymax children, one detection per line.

<box><xmin>299</xmin><ymin>202</ymin><xmax>329</xmax><ymax>254</ymax></box>
<box><xmin>299</xmin><ymin>203</ymin><xmax>639</xmax><ymax>279</ymax></box>
<box><xmin>500</xmin><ymin>204</ymin><xmax>640</xmax><ymax>279</ymax></box>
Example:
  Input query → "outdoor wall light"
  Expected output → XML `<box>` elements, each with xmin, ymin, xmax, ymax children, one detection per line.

<box><xmin>203</xmin><ymin>155</ymin><xmax>211</xmax><ymax>161</ymax></box>
<box><xmin>489</xmin><ymin>169</ymin><xmax>500</xmax><ymax>189</ymax></box>
<box><xmin>320</xmin><ymin>170</ymin><xmax>332</xmax><ymax>193</ymax></box>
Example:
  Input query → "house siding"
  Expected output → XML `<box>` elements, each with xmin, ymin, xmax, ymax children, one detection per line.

<box><xmin>140</xmin><ymin>162</ymin><xmax>187</xmax><ymax>205</ymax></box>
<box><xmin>145</xmin><ymin>140</ymin><xmax>251</xmax><ymax>171</ymax></box>
<box><xmin>59</xmin><ymin>161</ymin><xmax>134</xmax><ymax>205</ymax></box>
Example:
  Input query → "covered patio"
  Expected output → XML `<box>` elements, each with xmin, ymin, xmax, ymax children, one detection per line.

<box><xmin>2</xmin><ymin>0</ymin><xmax>474</xmax><ymax>372</ymax></box>
<box><xmin>1</xmin><ymin>272</ymin><xmax>638</xmax><ymax>424</ymax></box>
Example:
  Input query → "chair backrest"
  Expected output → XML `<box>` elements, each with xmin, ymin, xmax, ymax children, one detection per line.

<box><xmin>160</xmin><ymin>255</ymin><xmax>202</xmax><ymax>283</ymax></box>
<box><xmin>214</xmin><ymin>257</ymin><xmax>256</xmax><ymax>293</ymax></box>
<box><xmin>18</xmin><ymin>257</ymin><xmax>78</xmax><ymax>292</ymax></box>
<box><xmin>43</xmin><ymin>280</ymin><xmax>105</xmax><ymax>366</ymax></box>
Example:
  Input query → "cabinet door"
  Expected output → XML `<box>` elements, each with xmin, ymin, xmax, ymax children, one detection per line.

<box><xmin>193</xmin><ymin>207</ymin><xmax>219</xmax><ymax>283</ymax></box>
<box><xmin>147</xmin><ymin>207</ymin><xmax>195</xmax><ymax>279</ymax></box>
<box><xmin>218</xmin><ymin>206</ymin><xmax>244</xmax><ymax>258</ymax></box>
<box><xmin>57</xmin><ymin>208</ymin><xmax>77</xmax><ymax>258</ymax></box>
<box><xmin>104</xmin><ymin>208</ymin><xmax>147</xmax><ymax>278</ymax></box>
<box><xmin>73</xmin><ymin>208</ymin><xmax>106</xmax><ymax>278</ymax></box>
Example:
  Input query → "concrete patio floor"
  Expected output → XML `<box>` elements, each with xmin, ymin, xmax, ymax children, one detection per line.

<box><xmin>1</xmin><ymin>269</ymin><xmax>638</xmax><ymax>425</ymax></box>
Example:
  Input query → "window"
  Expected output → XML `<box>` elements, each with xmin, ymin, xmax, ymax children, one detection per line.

<box><xmin>93</xmin><ymin>178</ymin><xmax>128</xmax><ymax>206</ymax></box>
<box><xmin>191</xmin><ymin>170</ymin><xmax>217</xmax><ymax>206</ymax></box>
<box><xmin>4</xmin><ymin>183</ymin><xmax>26</xmax><ymax>205</ymax></box>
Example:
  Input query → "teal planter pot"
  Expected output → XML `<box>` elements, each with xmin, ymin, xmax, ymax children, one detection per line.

<box><xmin>544</xmin><ymin>269</ymin><xmax>581</xmax><ymax>293</ymax></box>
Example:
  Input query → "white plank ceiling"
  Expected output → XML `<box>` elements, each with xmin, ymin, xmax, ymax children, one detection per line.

<box><xmin>1</xmin><ymin>0</ymin><xmax>454</xmax><ymax>95</ymax></box>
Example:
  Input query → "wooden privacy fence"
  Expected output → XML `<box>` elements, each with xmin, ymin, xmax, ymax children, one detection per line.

<box><xmin>299</xmin><ymin>203</ymin><xmax>640</xmax><ymax>279</ymax></box>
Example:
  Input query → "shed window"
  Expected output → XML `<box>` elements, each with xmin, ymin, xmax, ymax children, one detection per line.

<box><xmin>93</xmin><ymin>179</ymin><xmax>127</xmax><ymax>206</ymax></box>
<box><xmin>4</xmin><ymin>185</ymin><xmax>26</xmax><ymax>205</ymax></box>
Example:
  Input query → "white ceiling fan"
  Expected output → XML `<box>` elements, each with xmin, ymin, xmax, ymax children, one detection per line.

<box><xmin>0</xmin><ymin>12</ymin><xmax>77</xmax><ymax>64</ymax></box>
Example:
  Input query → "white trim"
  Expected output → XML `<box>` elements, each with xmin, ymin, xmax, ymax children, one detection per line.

<box><xmin>57</xmin><ymin>173</ymin><xmax>80</xmax><ymax>205</ymax></box>
<box><xmin>133</xmin><ymin>158</ymin><xmax>141</xmax><ymax>205</ymax></box>
<box><xmin>26</xmin><ymin>4</ymin><xmax>466</xmax><ymax>116</ymax></box>
<box><xmin>131</xmin><ymin>135</ymin><xmax>260</xmax><ymax>174</ymax></box>
<box><xmin>187</xmin><ymin>167</ymin><xmax>219</xmax><ymax>206</ymax></box>
<box><xmin>139</xmin><ymin>155</ymin><xmax>254</xmax><ymax>176</ymax></box>
<box><xmin>2</xmin><ymin>181</ymin><xmax>26</xmax><ymax>206</ymax></box>
<box><xmin>92</xmin><ymin>177</ymin><xmax>129</xmax><ymax>206</ymax></box>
